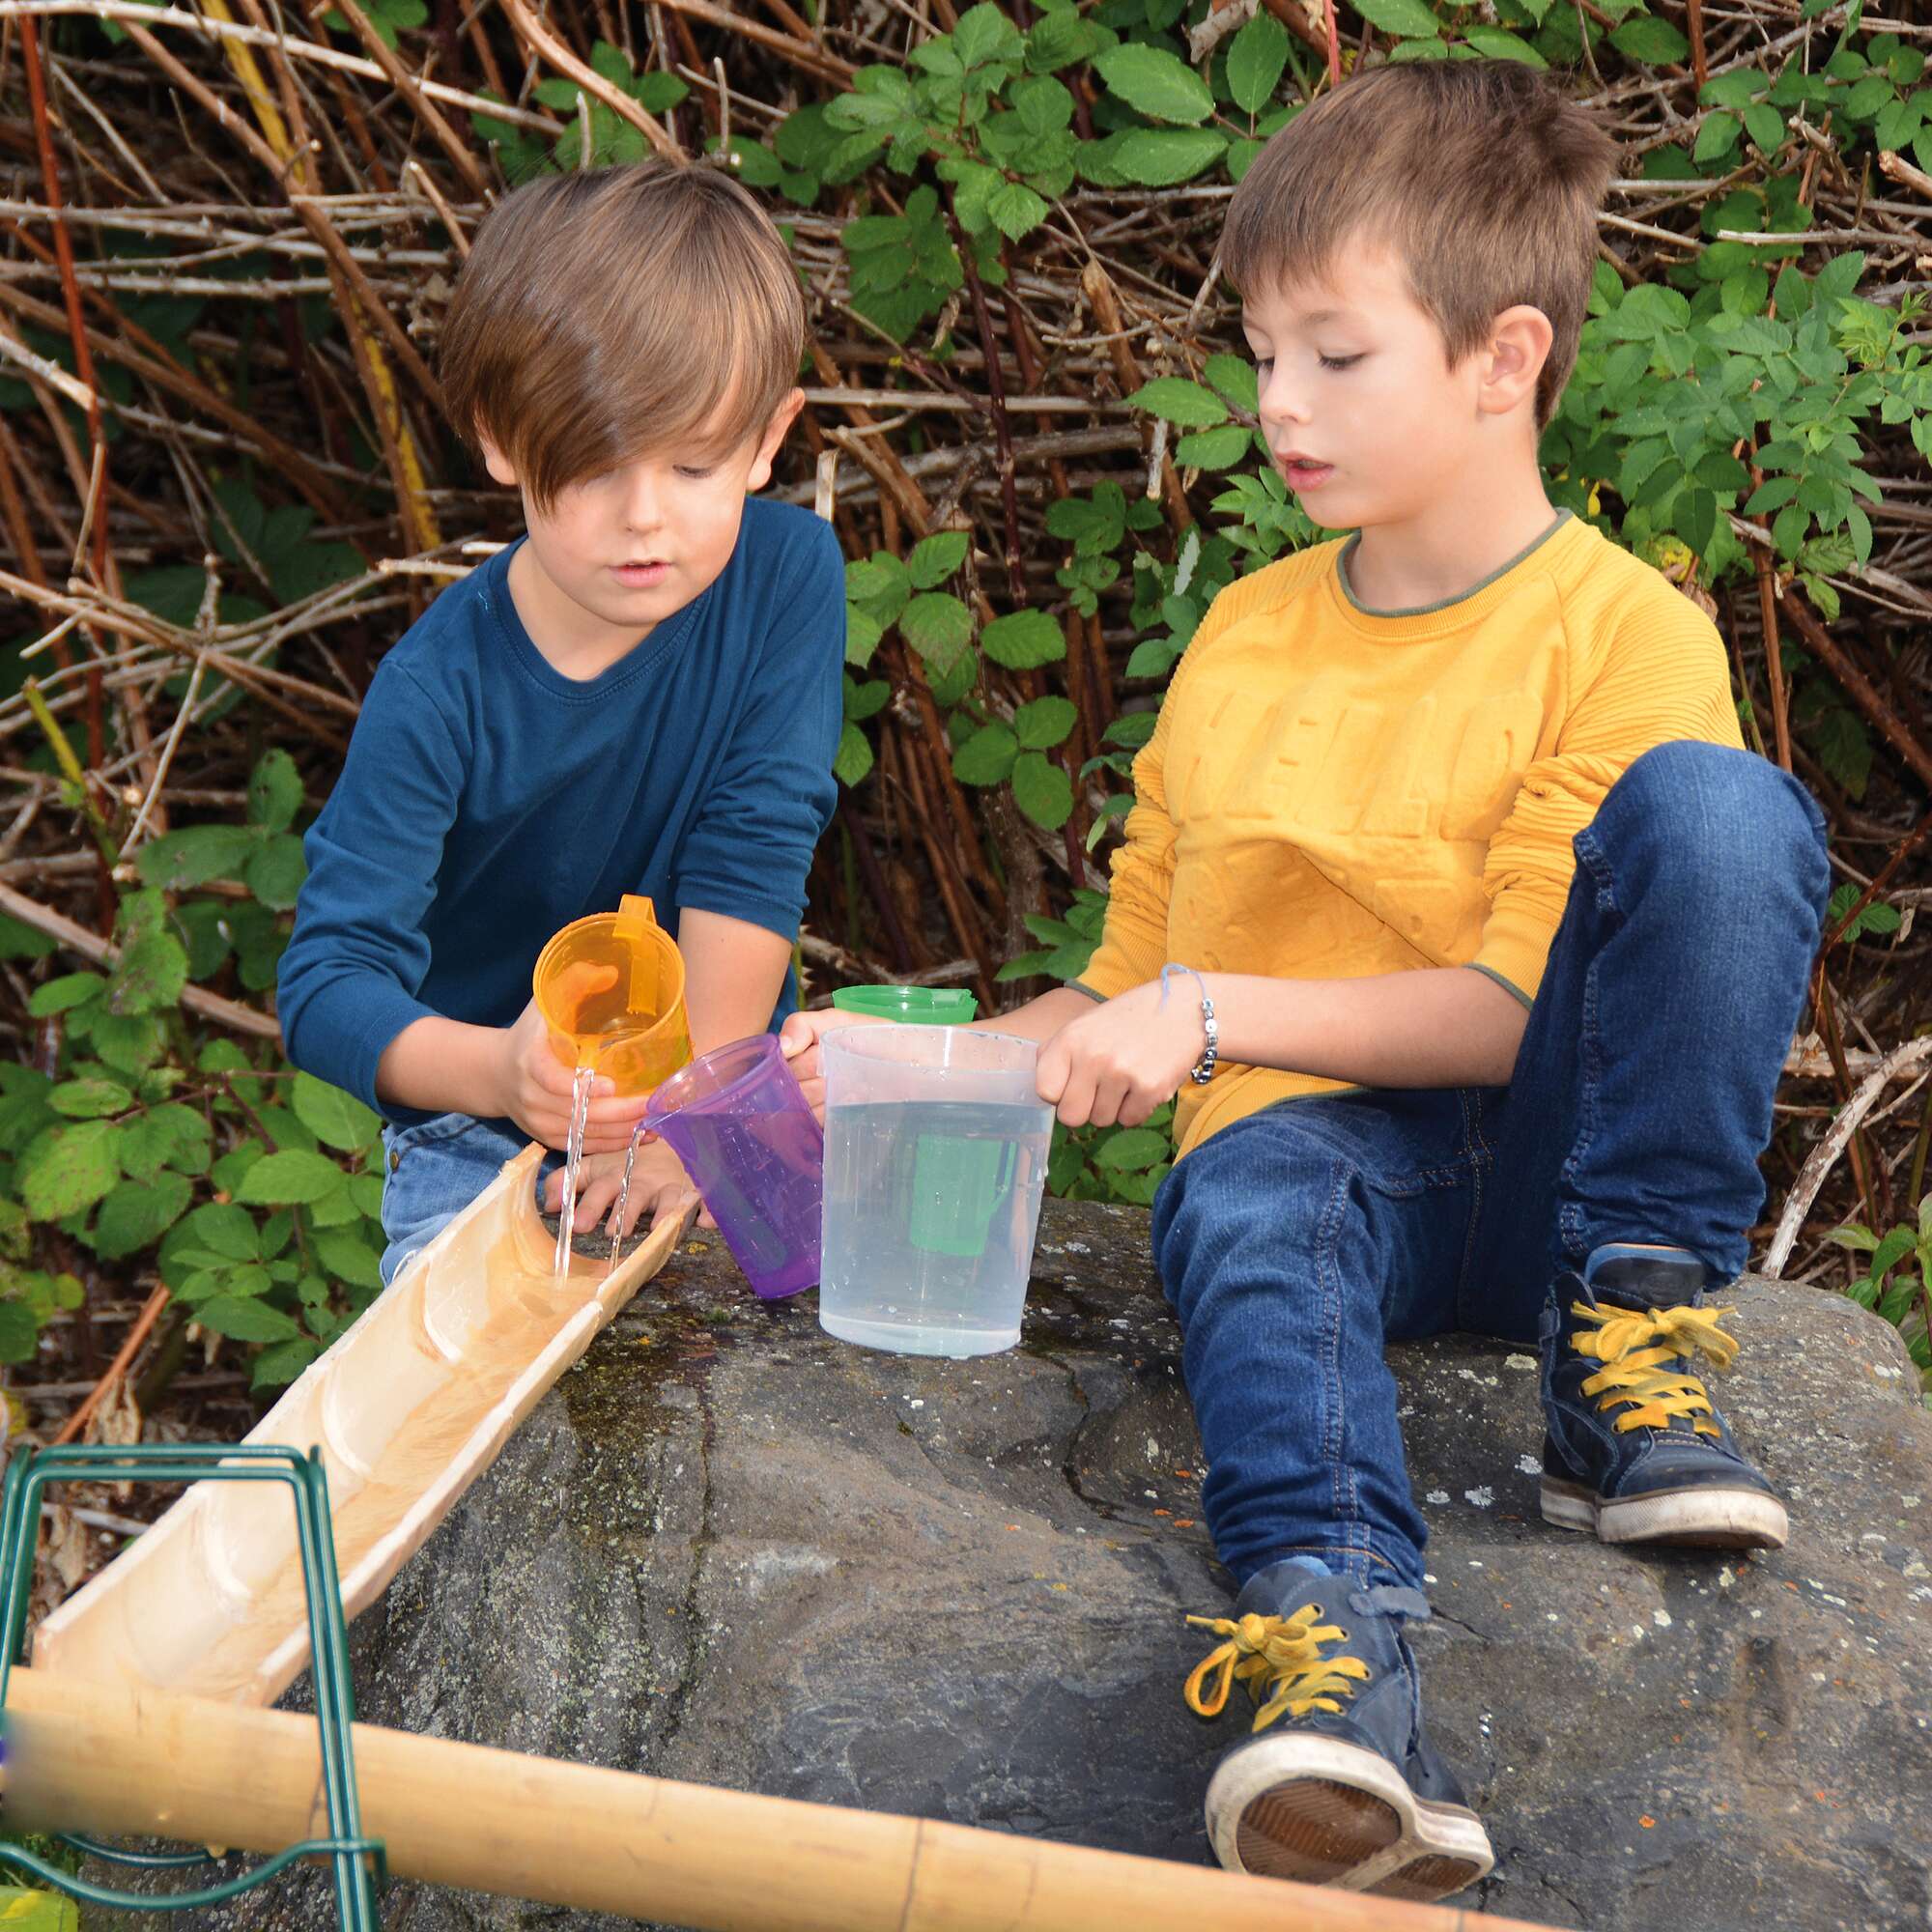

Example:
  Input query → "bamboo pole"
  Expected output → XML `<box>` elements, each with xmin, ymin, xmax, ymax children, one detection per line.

<box><xmin>3</xmin><ymin>1668</ymin><xmax>1556</xmax><ymax>1932</ymax></box>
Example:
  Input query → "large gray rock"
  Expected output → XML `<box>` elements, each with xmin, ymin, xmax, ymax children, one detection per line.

<box><xmin>115</xmin><ymin>1201</ymin><xmax>1932</xmax><ymax>1932</ymax></box>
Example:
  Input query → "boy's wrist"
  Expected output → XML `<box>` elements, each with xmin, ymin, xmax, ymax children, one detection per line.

<box><xmin>1157</xmin><ymin>966</ymin><xmax>1220</xmax><ymax>1083</ymax></box>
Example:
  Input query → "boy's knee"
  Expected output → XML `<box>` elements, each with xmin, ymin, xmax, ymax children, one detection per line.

<box><xmin>1591</xmin><ymin>741</ymin><xmax>1830</xmax><ymax>926</ymax></box>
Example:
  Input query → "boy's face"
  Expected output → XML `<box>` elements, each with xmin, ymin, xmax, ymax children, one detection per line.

<box><xmin>481</xmin><ymin>389</ymin><xmax>804</xmax><ymax>665</ymax></box>
<box><xmin>1239</xmin><ymin>246</ymin><xmax>1543</xmax><ymax>535</ymax></box>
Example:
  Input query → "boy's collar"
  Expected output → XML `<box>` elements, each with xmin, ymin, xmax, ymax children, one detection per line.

<box><xmin>1337</xmin><ymin>510</ymin><xmax>1574</xmax><ymax>620</ymax></box>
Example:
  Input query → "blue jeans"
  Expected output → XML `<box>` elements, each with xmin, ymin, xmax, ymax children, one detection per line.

<box><xmin>1150</xmin><ymin>743</ymin><xmax>1830</xmax><ymax>1593</ymax></box>
<box><xmin>378</xmin><ymin>1113</ymin><xmax>559</xmax><ymax>1285</ymax></box>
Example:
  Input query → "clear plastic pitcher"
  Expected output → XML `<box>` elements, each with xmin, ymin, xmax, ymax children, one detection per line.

<box><xmin>818</xmin><ymin>1026</ymin><xmax>1053</xmax><ymax>1358</ymax></box>
<box><xmin>531</xmin><ymin>894</ymin><xmax>691</xmax><ymax>1097</ymax></box>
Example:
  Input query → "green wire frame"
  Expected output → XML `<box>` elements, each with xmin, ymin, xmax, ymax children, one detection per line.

<box><xmin>0</xmin><ymin>1443</ymin><xmax>384</xmax><ymax>1930</ymax></box>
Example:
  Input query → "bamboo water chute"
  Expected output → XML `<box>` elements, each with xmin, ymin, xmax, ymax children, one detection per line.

<box><xmin>33</xmin><ymin>1145</ymin><xmax>696</xmax><ymax>1705</ymax></box>
<box><xmin>4</xmin><ymin>1666</ymin><xmax>1561</xmax><ymax>1932</ymax></box>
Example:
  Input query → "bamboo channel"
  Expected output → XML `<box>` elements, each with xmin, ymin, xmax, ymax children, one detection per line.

<box><xmin>33</xmin><ymin>1144</ymin><xmax>696</xmax><ymax>1705</ymax></box>
<box><xmin>4</xmin><ymin>1667</ymin><xmax>1562</xmax><ymax>1932</ymax></box>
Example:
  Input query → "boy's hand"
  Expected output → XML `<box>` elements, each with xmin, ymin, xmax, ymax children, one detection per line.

<box><xmin>542</xmin><ymin>1139</ymin><xmax>704</xmax><ymax>1236</ymax></box>
<box><xmin>776</xmin><ymin>1007</ymin><xmax>883</xmax><ymax>1119</ymax></box>
<box><xmin>1036</xmin><ymin>980</ymin><xmax>1205</xmax><ymax>1128</ymax></box>
<box><xmin>497</xmin><ymin>999</ymin><xmax>653</xmax><ymax>1152</ymax></box>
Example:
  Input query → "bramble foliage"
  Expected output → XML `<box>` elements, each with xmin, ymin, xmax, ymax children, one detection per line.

<box><xmin>1</xmin><ymin>754</ymin><xmax>383</xmax><ymax>1386</ymax></box>
<box><xmin>1830</xmin><ymin>1193</ymin><xmax>1932</xmax><ymax>1393</ymax></box>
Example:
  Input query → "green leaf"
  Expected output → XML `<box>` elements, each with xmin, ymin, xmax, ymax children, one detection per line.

<box><xmin>952</xmin><ymin>723</ymin><xmax>1020</xmax><ymax>785</ymax></box>
<box><xmin>92</xmin><ymin>1172</ymin><xmax>192</xmax><ymax>1261</ymax></box>
<box><xmin>1828</xmin><ymin>1223</ymin><xmax>1879</xmax><ymax>1252</ymax></box>
<box><xmin>1202</xmin><ymin>354</ymin><xmax>1259</xmax><ymax>414</ymax></box>
<box><xmin>194</xmin><ymin>1294</ymin><xmax>302</xmax><ymax>1343</ymax></box>
<box><xmin>718</xmin><ymin>137</ymin><xmax>782</xmax><ymax>187</ymax></box>
<box><xmin>106</xmin><ymin>930</ymin><xmax>187</xmax><ymax>1015</ymax></box>
<box><xmin>0</xmin><ymin>1309</ymin><xmax>43</xmax><ymax>1368</ymax></box>
<box><xmin>0</xmin><ymin>912</ymin><xmax>56</xmax><ymax>960</ymax></box>
<box><xmin>636</xmin><ymin>72</ymin><xmax>689</xmax><ymax>111</ymax></box>
<box><xmin>898</xmin><ymin>592</ymin><xmax>974</xmax><ymax>662</ymax></box>
<box><xmin>1693</xmin><ymin>110</ymin><xmax>1740</xmax><ymax>162</ymax></box>
<box><xmin>1176</xmin><ymin>423</ymin><xmax>1256</xmax><ymax>469</ymax></box>
<box><xmin>291</xmin><ymin>1071</ymin><xmax>381</xmax><ymax>1152</ymax></box>
<box><xmin>134</xmin><ymin>822</ymin><xmax>261</xmax><ymax>891</ymax></box>
<box><xmin>1462</xmin><ymin>24</ymin><xmax>1546</xmax><ymax>63</ymax></box>
<box><xmin>845</xmin><ymin>607</ymin><xmax>884</xmax><ymax>669</ymax></box>
<box><xmin>27</xmin><ymin>972</ymin><xmax>104</xmax><ymax>1016</ymax></box>
<box><xmin>1609</xmin><ymin>15</ymin><xmax>1690</xmax><ymax>62</ymax></box>
<box><xmin>1013</xmin><ymin>696</ymin><xmax>1078</xmax><ymax>750</ymax></box>
<box><xmin>1094</xmin><ymin>1124</ymin><xmax>1170</xmax><ymax>1170</ymax></box>
<box><xmin>986</xmin><ymin>179</ymin><xmax>1051</xmax><ymax>239</ymax></box>
<box><xmin>845</xmin><ymin>675</ymin><xmax>892</xmax><ymax>723</ymax></box>
<box><xmin>174</xmin><ymin>1202</ymin><xmax>260</xmax><ymax>1265</ymax></box>
<box><xmin>1744</xmin><ymin>101</ymin><xmax>1785</xmax><ymax>152</ymax></box>
<box><xmin>313</xmin><ymin>1227</ymin><xmax>384</xmax><ymax>1292</ymax></box>
<box><xmin>953</xmin><ymin>2</ymin><xmax>1025</xmax><ymax>69</ymax></box>
<box><xmin>980</xmin><ymin>609</ymin><xmax>1066</xmax><ymax>668</ymax></box>
<box><xmin>1226</xmin><ymin>10</ymin><xmax>1289</xmax><ymax>111</ymax></box>
<box><xmin>1010</xmin><ymin>751</ymin><xmax>1073</xmax><ymax>830</ymax></box>
<box><xmin>247</xmin><ymin>749</ymin><xmax>304</xmax><ymax>833</ymax></box>
<box><xmin>1350</xmin><ymin>0</ymin><xmax>1443</xmax><ymax>38</ymax></box>
<box><xmin>21</xmin><ymin>1120</ymin><xmax>120</xmax><ymax>1220</ymax></box>
<box><xmin>1106</xmin><ymin>127</ymin><xmax>1227</xmax><ymax>186</ymax></box>
<box><xmin>92</xmin><ymin>1012</ymin><xmax>165</xmax><ymax>1075</ymax></box>
<box><xmin>1869</xmin><ymin>1218</ymin><xmax>1916</xmax><ymax>1271</ymax></box>
<box><xmin>49</xmin><ymin>1078</ymin><xmax>133</xmax><ymax>1119</ymax></box>
<box><xmin>245</xmin><ymin>832</ymin><xmax>307</xmax><ymax>912</ymax></box>
<box><xmin>833</xmin><ymin>722</ymin><xmax>875</xmax><ymax>788</ymax></box>
<box><xmin>846</xmin><ymin>554</ymin><xmax>911</xmax><ymax>618</ymax></box>
<box><xmin>1126</xmin><ymin>377</ymin><xmax>1229</xmax><ymax>429</ymax></box>
<box><xmin>908</xmin><ymin>532</ymin><xmax>970</xmax><ymax>588</ymax></box>
<box><xmin>1094</xmin><ymin>43</ymin><xmax>1214</xmax><ymax>124</ymax></box>
<box><xmin>252</xmin><ymin>1337</ymin><xmax>323</xmax><ymax>1390</ymax></box>
<box><xmin>234</xmin><ymin>1148</ymin><xmax>348</xmax><ymax>1207</ymax></box>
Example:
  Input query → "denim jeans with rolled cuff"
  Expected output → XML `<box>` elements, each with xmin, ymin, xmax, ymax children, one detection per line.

<box><xmin>1151</xmin><ymin>742</ymin><xmax>1830</xmax><ymax>1592</ymax></box>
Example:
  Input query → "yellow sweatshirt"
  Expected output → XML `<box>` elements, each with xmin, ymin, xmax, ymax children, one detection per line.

<box><xmin>1079</xmin><ymin>514</ymin><xmax>1744</xmax><ymax>1159</ymax></box>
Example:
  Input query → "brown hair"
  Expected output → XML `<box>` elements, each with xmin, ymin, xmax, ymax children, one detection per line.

<box><xmin>440</xmin><ymin>162</ymin><xmax>806</xmax><ymax>508</ymax></box>
<box><xmin>1223</xmin><ymin>63</ymin><xmax>1618</xmax><ymax>426</ymax></box>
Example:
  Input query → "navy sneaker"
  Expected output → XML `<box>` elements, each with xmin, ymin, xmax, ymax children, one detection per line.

<box><xmin>1540</xmin><ymin>1253</ymin><xmax>1787</xmax><ymax>1549</ymax></box>
<box><xmin>1183</xmin><ymin>1558</ymin><xmax>1492</xmax><ymax>1900</ymax></box>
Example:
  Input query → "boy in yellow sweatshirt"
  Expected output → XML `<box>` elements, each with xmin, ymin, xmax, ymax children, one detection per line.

<box><xmin>785</xmin><ymin>60</ymin><xmax>1827</xmax><ymax>1899</ymax></box>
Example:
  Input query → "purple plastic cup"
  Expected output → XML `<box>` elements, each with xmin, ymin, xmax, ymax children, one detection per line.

<box><xmin>640</xmin><ymin>1034</ymin><xmax>823</xmax><ymax>1299</ymax></box>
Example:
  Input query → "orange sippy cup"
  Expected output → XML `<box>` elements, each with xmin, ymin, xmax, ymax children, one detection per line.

<box><xmin>530</xmin><ymin>895</ymin><xmax>692</xmax><ymax>1097</ymax></box>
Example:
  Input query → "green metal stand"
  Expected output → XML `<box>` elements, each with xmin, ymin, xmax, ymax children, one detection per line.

<box><xmin>0</xmin><ymin>1442</ymin><xmax>384</xmax><ymax>1930</ymax></box>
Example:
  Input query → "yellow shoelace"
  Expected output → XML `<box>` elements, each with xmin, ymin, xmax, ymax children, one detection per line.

<box><xmin>1182</xmin><ymin>1606</ymin><xmax>1372</xmax><ymax>1734</ymax></box>
<box><xmin>1571</xmin><ymin>1300</ymin><xmax>1741</xmax><ymax>1437</ymax></box>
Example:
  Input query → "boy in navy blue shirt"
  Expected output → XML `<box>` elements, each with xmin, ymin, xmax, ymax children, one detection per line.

<box><xmin>279</xmin><ymin>163</ymin><xmax>843</xmax><ymax>1281</ymax></box>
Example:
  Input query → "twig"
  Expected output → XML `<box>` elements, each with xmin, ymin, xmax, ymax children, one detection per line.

<box><xmin>53</xmin><ymin>1284</ymin><xmax>170</xmax><ymax>1445</ymax></box>
<box><xmin>1764</xmin><ymin>1037</ymin><xmax>1932</xmax><ymax>1276</ymax></box>
<box><xmin>0</xmin><ymin>881</ymin><xmax>282</xmax><ymax>1041</ymax></box>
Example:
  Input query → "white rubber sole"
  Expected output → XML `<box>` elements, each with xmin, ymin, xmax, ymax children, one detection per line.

<box><xmin>1204</xmin><ymin>1731</ymin><xmax>1494</xmax><ymax>1903</ymax></box>
<box><xmin>1541</xmin><ymin>1475</ymin><xmax>1788</xmax><ymax>1549</ymax></box>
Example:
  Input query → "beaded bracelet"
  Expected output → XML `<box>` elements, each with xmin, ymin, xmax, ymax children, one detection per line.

<box><xmin>1158</xmin><ymin>963</ymin><xmax>1219</xmax><ymax>1086</ymax></box>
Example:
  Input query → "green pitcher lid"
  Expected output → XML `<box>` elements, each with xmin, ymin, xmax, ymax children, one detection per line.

<box><xmin>831</xmin><ymin>984</ymin><xmax>979</xmax><ymax>1024</ymax></box>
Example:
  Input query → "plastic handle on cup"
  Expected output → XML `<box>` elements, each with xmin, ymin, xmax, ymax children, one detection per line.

<box><xmin>613</xmin><ymin>894</ymin><xmax>660</xmax><ymax>1016</ymax></box>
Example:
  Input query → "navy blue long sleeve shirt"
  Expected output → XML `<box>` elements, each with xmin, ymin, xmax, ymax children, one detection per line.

<box><xmin>277</xmin><ymin>497</ymin><xmax>843</xmax><ymax>1125</ymax></box>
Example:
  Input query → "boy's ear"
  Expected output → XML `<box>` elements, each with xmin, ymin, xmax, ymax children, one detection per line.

<box><xmin>477</xmin><ymin>431</ymin><xmax>521</xmax><ymax>489</ymax></box>
<box><xmin>1478</xmin><ymin>305</ymin><xmax>1553</xmax><ymax>420</ymax></box>
<box><xmin>746</xmin><ymin>388</ymin><xmax>806</xmax><ymax>491</ymax></box>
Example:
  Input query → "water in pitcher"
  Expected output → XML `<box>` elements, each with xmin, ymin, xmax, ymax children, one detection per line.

<box><xmin>818</xmin><ymin>1099</ymin><xmax>1051</xmax><ymax>1357</ymax></box>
